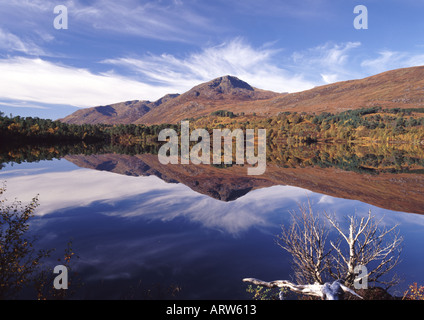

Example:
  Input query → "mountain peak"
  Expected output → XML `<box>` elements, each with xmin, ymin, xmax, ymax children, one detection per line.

<box><xmin>208</xmin><ymin>75</ymin><xmax>254</xmax><ymax>92</ymax></box>
<box><xmin>183</xmin><ymin>75</ymin><xmax>257</xmax><ymax>100</ymax></box>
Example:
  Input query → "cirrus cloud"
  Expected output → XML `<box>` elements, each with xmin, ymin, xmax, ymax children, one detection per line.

<box><xmin>361</xmin><ymin>50</ymin><xmax>424</xmax><ymax>75</ymax></box>
<box><xmin>0</xmin><ymin>57</ymin><xmax>176</xmax><ymax>107</ymax></box>
<box><xmin>104</xmin><ymin>38</ymin><xmax>317</xmax><ymax>93</ymax></box>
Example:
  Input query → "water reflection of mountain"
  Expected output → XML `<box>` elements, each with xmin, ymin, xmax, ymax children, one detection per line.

<box><xmin>64</xmin><ymin>153</ymin><xmax>424</xmax><ymax>215</ymax></box>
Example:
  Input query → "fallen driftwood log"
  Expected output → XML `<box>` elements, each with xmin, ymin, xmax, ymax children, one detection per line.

<box><xmin>243</xmin><ymin>278</ymin><xmax>362</xmax><ymax>300</ymax></box>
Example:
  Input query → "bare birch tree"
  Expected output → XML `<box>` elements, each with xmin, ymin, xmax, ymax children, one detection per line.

<box><xmin>246</xmin><ymin>203</ymin><xmax>404</xmax><ymax>299</ymax></box>
<box><xmin>325</xmin><ymin>210</ymin><xmax>403</xmax><ymax>288</ymax></box>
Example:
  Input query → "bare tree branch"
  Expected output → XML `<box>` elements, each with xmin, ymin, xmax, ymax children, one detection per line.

<box><xmin>243</xmin><ymin>278</ymin><xmax>363</xmax><ymax>300</ymax></box>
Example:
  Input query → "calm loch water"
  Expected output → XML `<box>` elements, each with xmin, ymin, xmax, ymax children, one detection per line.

<box><xmin>1</xmin><ymin>156</ymin><xmax>424</xmax><ymax>299</ymax></box>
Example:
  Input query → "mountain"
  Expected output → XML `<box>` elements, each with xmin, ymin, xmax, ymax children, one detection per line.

<box><xmin>60</xmin><ymin>66</ymin><xmax>424</xmax><ymax>125</ymax></box>
<box><xmin>260</xmin><ymin>65</ymin><xmax>424</xmax><ymax>115</ymax></box>
<box><xmin>60</xmin><ymin>75</ymin><xmax>281</xmax><ymax>125</ymax></box>
<box><xmin>60</xmin><ymin>94</ymin><xmax>180</xmax><ymax>125</ymax></box>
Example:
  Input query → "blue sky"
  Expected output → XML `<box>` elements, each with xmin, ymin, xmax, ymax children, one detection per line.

<box><xmin>1</xmin><ymin>0</ymin><xmax>424</xmax><ymax>119</ymax></box>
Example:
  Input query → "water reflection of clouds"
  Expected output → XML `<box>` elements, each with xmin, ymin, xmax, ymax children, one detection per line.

<box><xmin>110</xmin><ymin>185</ymin><xmax>316</xmax><ymax>234</ymax></box>
<box><xmin>318</xmin><ymin>195</ymin><xmax>335</xmax><ymax>204</ymax></box>
<box><xmin>0</xmin><ymin>167</ymin><xmax>46</xmax><ymax>176</ymax></box>
<box><xmin>3</xmin><ymin>163</ymin><xmax>424</xmax><ymax>236</ymax></box>
<box><xmin>3</xmin><ymin>168</ymin><xmax>190</xmax><ymax>214</ymax></box>
<box><xmin>3</xmin><ymin>161</ymin><xmax>424</xmax><ymax>298</ymax></box>
<box><xmin>2</xmin><ymin>166</ymin><xmax>312</xmax><ymax>234</ymax></box>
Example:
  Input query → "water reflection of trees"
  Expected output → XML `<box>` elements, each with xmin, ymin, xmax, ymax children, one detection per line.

<box><xmin>1</xmin><ymin>140</ymin><xmax>424</xmax><ymax>175</ymax></box>
<box><xmin>0</xmin><ymin>141</ymin><xmax>160</xmax><ymax>166</ymax></box>
<box><xmin>267</xmin><ymin>141</ymin><xmax>424</xmax><ymax>174</ymax></box>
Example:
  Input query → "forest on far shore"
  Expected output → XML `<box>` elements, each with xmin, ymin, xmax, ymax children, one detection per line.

<box><xmin>1</xmin><ymin>106</ymin><xmax>424</xmax><ymax>145</ymax></box>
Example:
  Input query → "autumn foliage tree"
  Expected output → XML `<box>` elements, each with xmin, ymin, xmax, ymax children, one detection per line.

<box><xmin>0</xmin><ymin>183</ymin><xmax>52</xmax><ymax>299</ymax></box>
<box><xmin>0</xmin><ymin>183</ymin><xmax>79</xmax><ymax>299</ymax></box>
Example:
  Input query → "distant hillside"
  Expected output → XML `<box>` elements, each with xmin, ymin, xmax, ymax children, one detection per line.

<box><xmin>60</xmin><ymin>94</ymin><xmax>180</xmax><ymax>125</ymax></box>
<box><xmin>60</xmin><ymin>66</ymin><xmax>424</xmax><ymax>125</ymax></box>
<box><xmin>261</xmin><ymin>65</ymin><xmax>424</xmax><ymax>115</ymax></box>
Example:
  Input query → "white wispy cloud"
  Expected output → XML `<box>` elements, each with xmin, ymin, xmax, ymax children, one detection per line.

<box><xmin>291</xmin><ymin>41</ymin><xmax>363</xmax><ymax>84</ymax></box>
<box><xmin>0</xmin><ymin>0</ymin><xmax>219</xmax><ymax>57</ymax></box>
<box><xmin>0</xmin><ymin>101</ymin><xmax>50</xmax><ymax>110</ymax></box>
<box><xmin>0</xmin><ymin>0</ymin><xmax>53</xmax><ymax>40</ymax></box>
<box><xmin>290</xmin><ymin>42</ymin><xmax>424</xmax><ymax>84</ymax></box>
<box><xmin>104</xmin><ymin>38</ymin><xmax>316</xmax><ymax>93</ymax></box>
<box><xmin>64</xmin><ymin>0</ymin><xmax>216</xmax><ymax>42</ymax></box>
<box><xmin>0</xmin><ymin>28</ymin><xmax>45</xmax><ymax>55</ymax></box>
<box><xmin>0</xmin><ymin>57</ymin><xmax>176</xmax><ymax>107</ymax></box>
<box><xmin>361</xmin><ymin>50</ymin><xmax>424</xmax><ymax>75</ymax></box>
